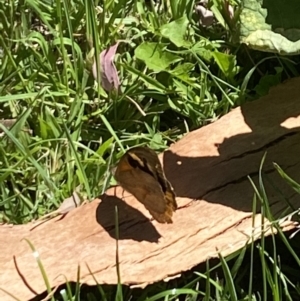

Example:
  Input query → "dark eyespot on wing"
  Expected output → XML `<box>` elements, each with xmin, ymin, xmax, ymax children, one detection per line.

<box><xmin>131</xmin><ymin>147</ymin><xmax>175</xmax><ymax>196</ymax></box>
<box><xmin>127</xmin><ymin>146</ymin><xmax>176</xmax><ymax>202</ymax></box>
<box><xmin>127</xmin><ymin>152</ymin><xmax>144</xmax><ymax>169</ymax></box>
<box><xmin>127</xmin><ymin>151</ymin><xmax>158</xmax><ymax>179</ymax></box>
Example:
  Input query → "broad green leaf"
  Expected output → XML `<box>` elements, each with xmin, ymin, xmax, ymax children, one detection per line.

<box><xmin>169</xmin><ymin>63</ymin><xmax>194</xmax><ymax>76</ymax></box>
<box><xmin>191</xmin><ymin>42</ymin><xmax>216</xmax><ymax>62</ymax></box>
<box><xmin>212</xmin><ymin>51</ymin><xmax>238</xmax><ymax>79</ymax></box>
<box><xmin>169</xmin><ymin>63</ymin><xmax>196</xmax><ymax>84</ymax></box>
<box><xmin>135</xmin><ymin>42</ymin><xmax>182</xmax><ymax>72</ymax></box>
<box><xmin>238</xmin><ymin>0</ymin><xmax>300</xmax><ymax>55</ymax></box>
<box><xmin>160</xmin><ymin>15</ymin><xmax>191</xmax><ymax>47</ymax></box>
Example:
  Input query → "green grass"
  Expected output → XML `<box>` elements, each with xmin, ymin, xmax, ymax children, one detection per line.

<box><xmin>0</xmin><ymin>0</ymin><xmax>298</xmax><ymax>223</ymax></box>
<box><xmin>1</xmin><ymin>0</ymin><xmax>300</xmax><ymax>300</ymax></box>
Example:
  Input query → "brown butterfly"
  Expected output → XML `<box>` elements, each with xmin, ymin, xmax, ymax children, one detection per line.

<box><xmin>114</xmin><ymin>146</ymin><xmax>177</xmax><ymax>223</ymax></box>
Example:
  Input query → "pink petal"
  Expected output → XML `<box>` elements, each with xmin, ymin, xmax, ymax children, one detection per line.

<box><xmin>92</xmin><ymin>42</ymin><xmax>120</xmax><ymax>92</ymax></box>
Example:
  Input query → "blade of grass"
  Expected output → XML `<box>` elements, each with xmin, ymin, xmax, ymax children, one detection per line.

<box><xmin>218</xmin><ymin>252</ymin><xmax>238</xmax><ymax>301</ymax></box>
<box><xmin>22</xmin><ymin>238</ymin><xmax>55</xmax><ymax>301</ymax></box>
<box><xmin>0</xmin><ymin>123</ymin><xmax>58</xmax><ymax>193</ymax></box>
<box><xmin>115</xmin><ymin>205</ymin><xmax>123</xmax><ymax>301</ymax></box>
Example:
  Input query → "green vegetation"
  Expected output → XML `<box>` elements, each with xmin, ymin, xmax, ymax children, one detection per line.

<box><xmin>1</xmin><ymin>0</ymin><xmax>300</xmax><ymax>300</ymax></box>
<box><xmin>1</xmin><ymin>0</ymin><xmax>298</xmax><ymax>223</ymax></box>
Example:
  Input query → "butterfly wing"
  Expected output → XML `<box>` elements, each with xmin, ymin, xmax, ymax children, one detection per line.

<box><xmin>115</xmin><ymin>147</ymin><xmax>177</xmax><ymax>223</ymax></box>
<box><xmin>148</xmin><ymin>164</ymin><xmax>177</xmax><ymax>223</ymax></box>
<box><xmin>131</xmin><ymin>147</ymin><xmax>177</xmax><ymax>212</ymax></box>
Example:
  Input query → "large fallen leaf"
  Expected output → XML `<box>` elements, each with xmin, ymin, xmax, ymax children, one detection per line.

<box><xmin>2</xmin><ymin>77</ymin><xmax>300</xmax><ymax>300</ymax></box>
<box><xmin>238</xmin><ymin>0</ymin><xmax>300</xmax><ymax>55</ymax></box>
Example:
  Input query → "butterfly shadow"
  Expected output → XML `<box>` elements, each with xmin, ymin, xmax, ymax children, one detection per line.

<box><xmin>95</xmin><ymin>192</ymin><xmax>161</xmax><ymax>243</ymax></box>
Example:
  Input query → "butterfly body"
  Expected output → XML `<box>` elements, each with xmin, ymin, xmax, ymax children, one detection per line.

<box><xmin>114</xmin><ymin>147</ymin><xmax>177</xmax><ymax>223</ymax></box>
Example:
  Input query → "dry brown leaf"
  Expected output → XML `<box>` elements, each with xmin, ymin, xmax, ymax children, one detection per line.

<box><xmin>1</xmin><ymin>77</ymin><xmax>300</xmax><ymax>300</ymax></box>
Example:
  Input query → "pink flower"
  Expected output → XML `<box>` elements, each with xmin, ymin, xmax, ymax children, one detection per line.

<box><xmin>92</xmin><ymin>42</ymin><xmax>120</xmax><ymax>92</ymax></box>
